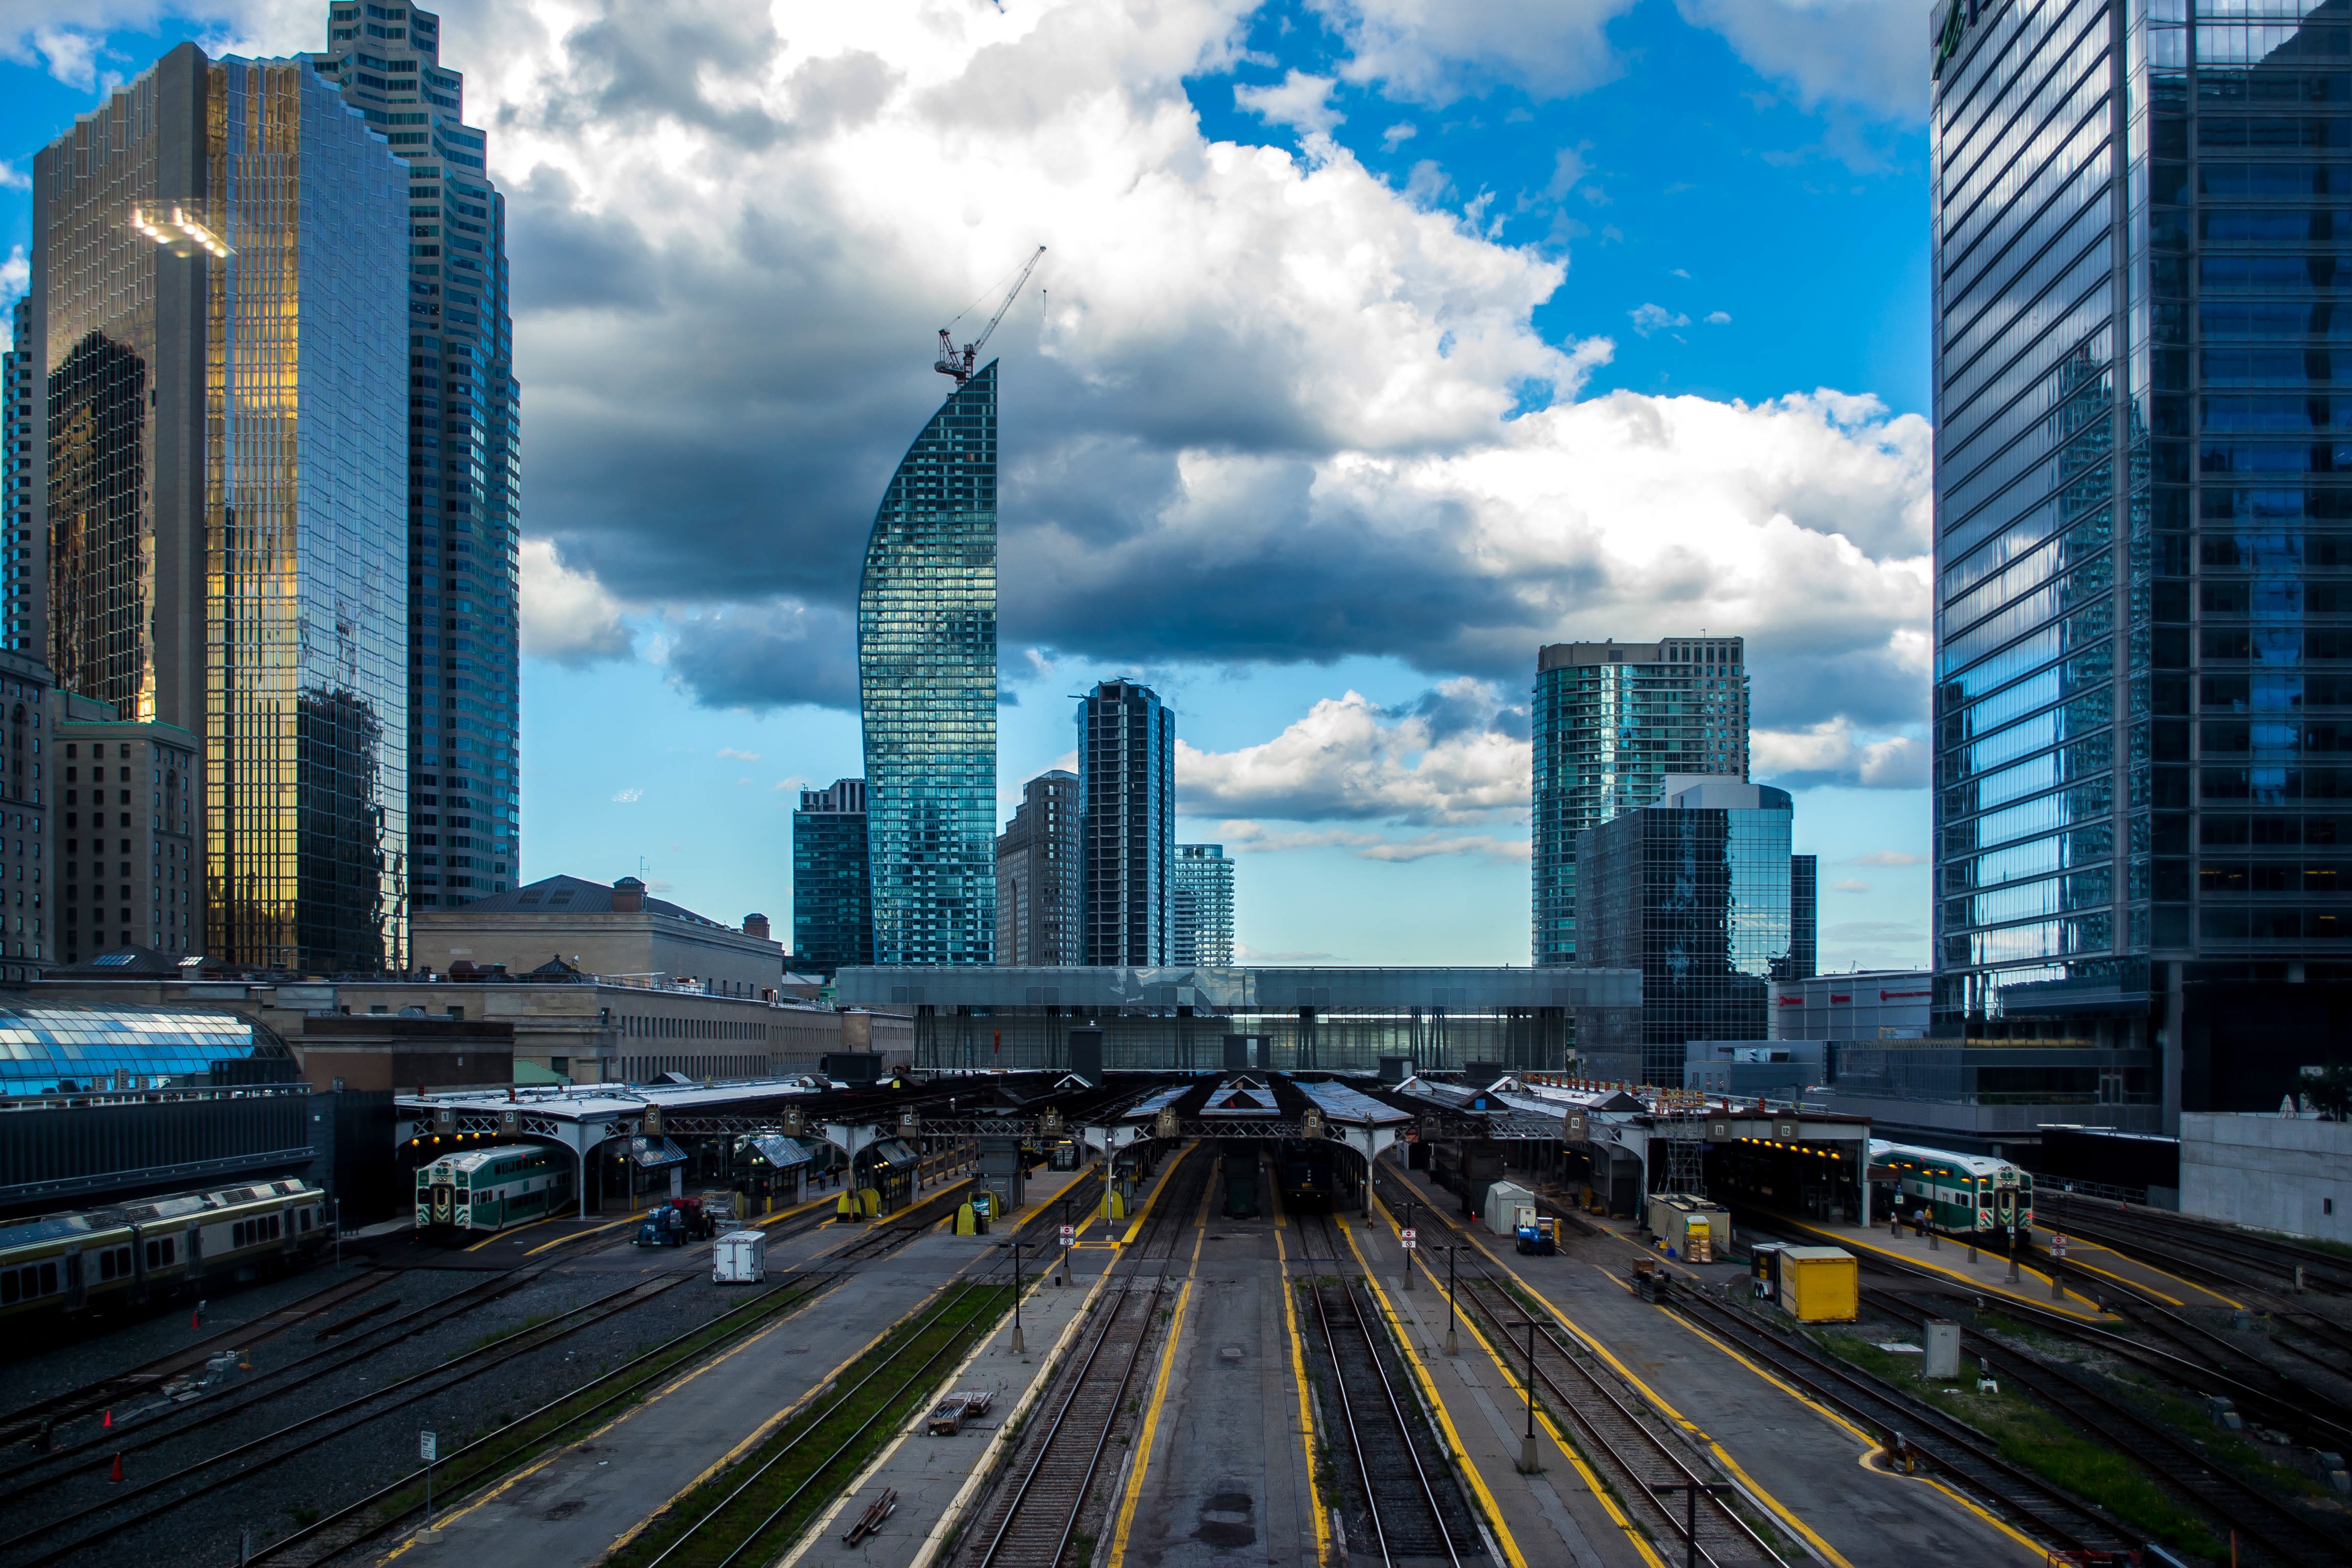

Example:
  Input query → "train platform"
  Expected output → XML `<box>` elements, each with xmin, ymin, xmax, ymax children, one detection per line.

<box><xmin>1760</xmin><ymin>1213</ymin><xmax>2126</xmax><ymax>1319</ymax></box>
<box><xmin>1370</xmin><ymin>1165</ymin><xmax>2044</xmax><ymax>1568</ymax></box>
<box><xmin>775</xmin><ymin>1252</ymin><xmax>1121</xmax><ymax>1568</ymax></box>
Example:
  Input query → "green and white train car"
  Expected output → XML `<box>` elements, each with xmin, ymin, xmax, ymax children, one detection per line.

<box><xmin>0</xmin><ymin>1178</ymin><xmax>330</xmax><ymax>1321</ymax></box>
<box><xmin>415</xmin><ymin>1144</ymin><xmax>571</xmax><ymax>1237</ymax></box>
<box><xmin>1870</xmin><ymin>1139</ymin><xmax>2033</xmax><ymax>1242</ymax></box>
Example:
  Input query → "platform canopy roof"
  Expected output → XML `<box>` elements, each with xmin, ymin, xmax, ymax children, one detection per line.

<box><xmin>0</xmin><ymin>1002</ymin><xmax>290</xmax><ymax>1097</ymax></box>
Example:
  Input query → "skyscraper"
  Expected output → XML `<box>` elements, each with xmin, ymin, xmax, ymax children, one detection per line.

<box><xmin>792</xmin><ymin>778</ymin><xmax>871</xmax><ymax>974</ymax></box>
<box><xmin>1532</xmin><ymin>636</ymin><xmax>1750</xmax><ymax>966</ymax></box>
<box><xmin>3</xmin><ymin>299</ymin><xmax>36</xmax><ymax>652</ymax></box>
<box><xmin>1172</xmin><ymin>843</ymin><xmax>1234</xmax><ymax>966</ymax></box>
<box><xmin>996</xmin><ymin>769</ymin><xmax>1080</xmax><ymax>965</ymax></box>
<box><xmin>1575</xmin><ymin>776</ymin><xmax>1797</xmax><ymax>1084</ymax></box>
<box><xmin>309</xmin><ymin>1</ymin><xmax>522</xmax><ymax>911</ymax></box>
<box><xmin>1930</xmin><ymin>0</ymin><xmax>2352</xmax><ymax>1115</ymax></box>
<box><xmin>30</xmin><ymin>43</ymin><xmax>408</xmax><ymax>971</ymax></box>
<box><xmin>1784</xmin><ymin>853</ymin><xmax>1819</xmax><ymax>982</ymax></box>
<box><xmin>1077</xmin><ymin>679</ymin><xmax>1174</xmax><ymax>966</ymax></box>
<box><xmin>859</xmin><ymin>362</ymin><xmax>997</xmax><ymax>964</ymax></box>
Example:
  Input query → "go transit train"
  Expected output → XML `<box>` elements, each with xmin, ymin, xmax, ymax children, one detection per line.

<box><xmin>1870</xmin><ymin>1139</ymin><xmax>2033</xmax><ymax>1243</ymax></box>
<box><xmin>0</xmin><ymin>1178</ymin><xmax>330</xmax><ymax>1320</ymax></box>
<box><xmin>414</xmin><ymin>1143</ymin><xmax>572</xmax><ymax>1238</ymax></box>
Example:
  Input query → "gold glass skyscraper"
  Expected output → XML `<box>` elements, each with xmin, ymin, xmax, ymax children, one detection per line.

<box><xmin>30</xmin><ymin>42</ymin><xmax>409</xmax><ymax>970</ymax></box>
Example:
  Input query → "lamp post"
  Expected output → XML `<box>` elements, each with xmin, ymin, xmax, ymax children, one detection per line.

<box><xmin>1006</xmin><ymin>1239</ymin><xmax>1026</xmax><ymax>1354</ymax></box>
<box><xmin>1507</xmin><ymin>1318</ymin><xmax>1539</xmax><ymax>1472</ymax></box>
<box><xmin>1444</xmin><ymin>1245</ymin><xmax>1461</xmax><ymax>1356</ymax></box>
<box><xmin>1655</xmin><ymin>1483</ymin><xmax>1729</xmax><ymax>1568</ymax></box>
<box><xmin>1403</xmin><ymin>1197</ymin><xmax>1417</xmax><ymax>1290</ymax></box>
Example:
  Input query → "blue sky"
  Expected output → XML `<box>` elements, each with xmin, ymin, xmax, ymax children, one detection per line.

<box><xmin>1</xmin><ymin>0</ymin><xmax>1937</xmax><ymax>971</ymax></box>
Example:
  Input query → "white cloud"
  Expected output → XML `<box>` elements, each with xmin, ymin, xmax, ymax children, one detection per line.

<box><xmin>1309</xmin><ymin>0</ymin><xmax>1638</xmax><ymax>105</ymax></box>
<box><xmin>0</xmin><ymin>0</ymin><xmax>317</xmax><ymax>87</ymax></box>
<box><xmin>1705</xmin><ymin>309</ymin><xmax>1732</xmax><ymax>325</ymax></box>
<box><xmin>1850</xmin><ymin>849</ymin><xmax>1925</xmax><ymax>867</ymax></box>
<box><xmin>1629</xmin><ymin>303</ymin><xmax>1689</xmax><ymax>336</ymax></box>
<box><xmin>1675</xmin><ymin>0</ymin><xmax>1925</xmax><ymax>121</ymax></box>
<box><xmin>717</xmin><ymin>747</ymin><xmax>762</xmax><ymax>762</ymax></box>
<box><xmin>0</xmin><ymin>163</ymin><xmax>26</xmax><ymax>192</ymax></box>
<box><xmin>1213</xmin><ymin>820</ymin><xmax>1529</xmax><ymax>864</ymax></box>
<box><xmin>611</xmin><ymin>787</ymin><xmax>643</xmax><ymax>803</ymax></box>
<box><xmin>519</xmin><ymin>537</ymin><xmax>633</xmax><ymax>666</ymax></box>
<box><xmin>1179</xmin><ymin>680</ymin><xmax>1529</xmax><ymax>825</ymax></box>
<box><xmin>1234</xmin><ymin>69</ymin><xmax>1344</xmax><ymax>135</ymax></box>
<box><xmin>1381</xmin><ymin>121</ymin><xmax>1417</xmax><ymax>148</ymax></box>
<box><xmin>1830</xmin><ymin>877</ymin><xmax>1871</xmax><ymax>893</ymax></box>
<box><xmin>1754</xmin><ymin>718</ymin><xmax>1929</xmax><ymax>789</ymax></box>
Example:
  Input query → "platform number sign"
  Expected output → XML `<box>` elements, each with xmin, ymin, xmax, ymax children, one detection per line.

<box><xmin>643</xmin><ymin>1104</ymin><xmax>663</xmax><ymax>1137</ymax></box>
<box><xmin>500</xmin><ymin>1109</ymin><xmax>519</xmax><ymax>1137</ymax></box>
<box><xmin>782</xmin><ymin>1106</ymin><xmax>804</xmax><ymax>1136</ymax></box>
<box><xmin>419</xmin><ymin>1431</ymin><xmax>437</xmax><ymax>1462</ymax></box>
<box><xmin>2050</xmin><ymin>1234</ymin><xmax>2068</xmax><ymax>1259</ymax></box>
<box><xmin>1564</xmin><ymin>1111</ymin><xmax>1588</xmax><ymax>1141</ymax></box>
<box><xmin>1059</xmin><ymin>1224</ymin><xmax>1076</xmax><ymax>1248</ymax></box>
<box><xmin>1157</xmin><ymin>1109</ymin><xmax>1179</xmax><ymax>1140</ymax></box>
<box><xmin>1400</xmin><ymin>1228</ymin><xmax>1418</xmax><ymax>1251</ymax></box>
<box><xmin>1302</xmin><ymin>1109</ymin><xmax>1326</xmax><ymax>1140</ymax></box>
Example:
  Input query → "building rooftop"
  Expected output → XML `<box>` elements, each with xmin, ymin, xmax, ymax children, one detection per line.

<box><xmin>0</xmin><ymin>1001</ymin><xmax>290</xmax><ymax>1096</ymax></box>
<box><xmin>429</xmin><ymin>874</ymin><xmax>737</xmax><ymax>933</ymax></box>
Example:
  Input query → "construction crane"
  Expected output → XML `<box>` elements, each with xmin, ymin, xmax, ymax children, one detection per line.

<box><xmin>935</xmin><ymin>246</ymin><xmax>1045</xmax><ymax>385</ymax></box>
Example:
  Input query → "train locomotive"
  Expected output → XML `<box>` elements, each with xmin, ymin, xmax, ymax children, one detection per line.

<box><xmin>1870</xmin><ymin>1139</ymin><xmax>2033</xmax><ymax>1244</ymax></box>
<box><xmin>414</xmin><ymin>1143</ymin><xmax>572</xmax><ymax>1238</ymax></box>
<box><xmin>1278</xmin><ymin>1139</ymin><xmax>1342</xmax><ymax>1210</ymax></box>
<box><xmin>0</xmin><ymin>1178</ymin><xmax>331</xmax><ymax>1320</ymax></box>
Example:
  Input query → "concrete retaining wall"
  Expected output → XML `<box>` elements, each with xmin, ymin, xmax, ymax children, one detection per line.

<box><xmin>2180</xmin><ymin>1113</ymin><xmax>2351</xmax><ymax>1244</ymax></box>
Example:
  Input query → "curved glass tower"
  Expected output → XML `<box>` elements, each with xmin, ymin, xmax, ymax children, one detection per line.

<box><xmin>858</xmin><ymin>361</ymin><xmax>997</xmax><ymax>965</ymax></box>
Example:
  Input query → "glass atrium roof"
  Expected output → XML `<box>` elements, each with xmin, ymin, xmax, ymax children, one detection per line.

<box><xmin>0</xmin><ymin>1004</ymin><xmax>284</xmax><ymax>1095</ymax></box>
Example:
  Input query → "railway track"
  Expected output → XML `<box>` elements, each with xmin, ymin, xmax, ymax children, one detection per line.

<box><xmin>1123</xmin><ymin>1145</ymin><xmax>1213</xmax><ymax>1265</ymax></box>
<box><xmin>0</xmin><ymin>1269</ymin><xmax>389</xmax><ymax>1453</ymax></box>
<box><xmin>1289</xmin><ymin>1205</ymin><xmax>1346</xmax><ymax>1262</ymax></box>
<box><xmin>1864</xmin><ymin>1287</ymin><xmax>2352</xmax><ymax>1568</ymax></box>
<box><xmin>1306</xmin><ymin>1276</ymin><xmax>1482</xmax><ymax>1567</ymax></box>
<box><xmin>1453</xmin><ymin>1277</ymin><xmax>1786</xmax><ymax>1567</ymax></box>
<box><xmin>964</xmin><ymin>1284</ymin><xmax>1166</xmax><ymax>1568</ymax></box>
<box><xmin>0</xmin><ymin>1269</ymin><xmax>700</xmax><ymax>1568</ymax></box>
<box><xmin>2041</xmin><ymin>1192</ymin><xmax>2352</xmax><ymax>1296</ymax></box>
<box><xmin>245</xmin><ymin>1267</ymin><xmax>847</xmax><ymax>1567</ymax></box>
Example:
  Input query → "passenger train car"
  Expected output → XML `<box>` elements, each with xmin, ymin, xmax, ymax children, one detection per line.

<box><xmin>1870</xmin><ymin>1139</ymin><xmax>2033</xmax><ymax>1242</ymax></box>
<box><xmin>0</xmin><ymin>1178</ymin><xmax>330</xmax><ymax>1320</ymax></box>
<box><xmin>415</xmin><ymin>1144</ymin><xmax>571</xmax><ymax>1238</ymax></box>
<box><xmin>1278</xmin><ymin>1139</ymin><xmax>1339</xmax><ymax>1209</ymax></box>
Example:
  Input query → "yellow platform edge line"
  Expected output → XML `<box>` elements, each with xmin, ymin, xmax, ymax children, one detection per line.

<box><xmin>1275</xmin><ymin>1221</ymin><xmax>1334</xmax><ymax>1567</ymax></box>
<box><xmin>1105</xmin><ymin>1277</ymin><xmax>1195</xmax><ymax>1567</ymax></box>
<box><xmin>1119</xmin><ymin>1139</ymin><xmax>1201</xmax><ymax>1247</ymax></box>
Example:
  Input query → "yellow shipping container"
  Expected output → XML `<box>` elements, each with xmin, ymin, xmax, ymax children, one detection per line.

<box><xmin>1778</xmin><ymin>1245</ymin><xmax>1858</xmax><ymax>1322</ymax></box>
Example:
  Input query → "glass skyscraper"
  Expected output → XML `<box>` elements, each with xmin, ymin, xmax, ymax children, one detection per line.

<box><xmin>4</xmin><ymin>299</ymin><xmax>35</xmax><ymax>651</ymax></box>
<box><xmin>996</xmin><ymin>769</ymin><xmax>1080</xmax><ymax>966</ymax></box>
<box><xmin>309</xmin><ymin>1</ymin><xmax>522</xmax><ymax>911</ymax></box>
<box><xmin>1077</xmin><ymin>679</ymin><xmax>1174</xmax><ymax>966</ymax></box>
<box><xmin>30</xmin><ymin>43</ymin><xmax>408</xmax><ymax>971</ymax></box>
<box><xmin>792</xmin><ymin>778</ymin><xmax>871</xmax><ymax>974</ymax></box>
<box><xmin>1532</xmin><ymin>636</ymin><xmax>1751</xmax><ymax>966</ymax></box>
<box><xmin>1172</xmin><ymin>843</ymin><xmax>1235</xmax><ymax>966</ymax></box>
<box><xmin>1575</xmin><ymin>777</ymin><xmax>1797</xmax><ymax>1084</ymax></box>
<box><xmin>859</xmin><ymin>362</ymin><xmax>997</xmax><ymax>965</ymax></box>
<box><xmin>1931</xmin><ymin>0</ymin><xmax>2352</xmax><ymax>1115</ymax></box>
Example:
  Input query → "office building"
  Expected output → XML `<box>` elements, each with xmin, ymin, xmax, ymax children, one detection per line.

<box><xmin>996</xmin><ymin>769</ymin><xmax>1080</xmax><ymax>966</ymax></box>
<box><xmin>1575</xmin><ymin>775</ymin><xmax>1796</xmax><ymax>1084</ymax></box>
<box><xmin>1077</xmin><ymin>680</ymin><xmax>1174</xmax><ymax>966</ymax></box>
<box><xmin>308</xmin><ymin>2</ymin><xmax>522</xmax><ymax>911</ymax></box>
<box><xmin>57</xmin><ymin>691</ymin><xmax>198</xmax><ymax>965</ymax></box>
<box><xmin>413</xmin><ymin>874</ymin><xmax>784</xmax><ymax>997</ymax></box>
<box><xmin>4</xmin><ymin>299</ymin><xmax>35</xmax><ymax>652</ymax></box>
<box><xmin>1930</xmin><ymin>0</ymin><xmax>2352</xmax><ymax>1117</ymax></box>
<box><xmin>1533</xmin><ymin>636</ymin><xmax>1749</xmax><ymax>967</ymax></box>
<box><xmin>1172</xmin><ymin>843</ymin><xmax>1235</xmax><ymax>966</ymax></box>
<box><xmin>792</xmin><ymin>778</ymin><xmax>872</xmax><ymax>974</ymax></box>
<box><xmin>0</xmin><ymin>652</ymin><xmax>54</xmax><ymax>980</ymax></box>
<box><xmin>1784</xmin><ymin>854</ymin><xmax>1818</xmax><ymax>981</ymax></box>
<box><xmin>30</xmin><ymin>44</ymin><xmax>409</xmax><ymax>973</ymax></box>
<box><xmin>857</xmin><ymin>364</ymin><xmax>997</xmax><ymax>965</ymax></box>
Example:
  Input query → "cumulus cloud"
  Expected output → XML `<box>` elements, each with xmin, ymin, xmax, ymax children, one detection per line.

<box><xmin>1179</xmin><ymin>679</ymin><xmax>1529</xmax><ymax>825</ymax></box>
<box><xmin>1705</xmin><ymin>310</ymin><xmax>1732</xmax><ymax>325</ymax></box>
<box><xmin>1309</xmin><ymin>0</ymin><xmax>1637</xmax><ymax>104</ymax></box>
<box><xmin>1235</xmin><ymin>69</ymin><xmax>1344</xmax><ymax>135</ymax></box>
<box><xmin>1754</xmin><ymin>718</ymin><xmax>1929</xmax><ymax>789</ymax></box>
<box><xmin>717</xmin><ymin>747</ymin><xmax>762</xmax><ymax>762</ymax></box>
<box><xmin>1629</xmin><ymin>303</ymin><xmax>1689</xmax><ymax>336</ymax></box>
<box><xmin>520</xmin><ymin>537</ymin><xmax>633</xmax><ymax>666</ymax></box>
<box><xmin>1</xmin><ymin>0</ymin><xmax>317</xmax><ymax>86</ymax></box>
<box><xmin>1850</xmin><ymin>849</ymin><xmax>1926</xmax><ymax>867</ymax></box>
<box><xmin>663</xmin><ymin>600</ymin><xmax>859</xmax><ymax>713</ymax></box>
<box><xmin>1675</xmin><ymin>0</ymin><xmax>1926</xmax><ymax>121</ymax></box>
<box><xmin>1212</xmin><ymin>821</ymin><xmax>1530</xmax><ymax>863</ymax></box>
<box><xmin>1830</xmin><ymin>877</ymin><xmax>1870</xmax><ymax>893</ymax></box>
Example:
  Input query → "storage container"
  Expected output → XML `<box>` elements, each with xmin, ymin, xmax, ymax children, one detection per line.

<box><xmin>711</xmin><ymin>1228</ymin><xmax>767</xmax><ymax>1284</ymax></box>
<box><xmin>1483</xmin><ymin>1181</ymin><xmax>1536</xmax><ymax>1236</ymax></box>
<box><xmin>1645</xmin><ymin>1193</ymin><xmax>1729</xmax><ymax>1263</ymax></box>
<box><xmin>1751</xmin><ymin>1243</ymin><xmax>1856</xmax><ymax>1321</ymax></box>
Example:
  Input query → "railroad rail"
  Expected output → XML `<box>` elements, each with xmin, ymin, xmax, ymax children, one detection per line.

<box><xmin>0</xmin><ymin>1269</ymin><xmax>387</xmax><ymax>1453</ymax></box>
<box><xmin>1124</xmin><ymin>1147</ymin><xmax>1214</xmax><ymax>1265</ymax></box>
<box><xmin>1308</xmin><ymin>1277</ymin><xmax>1476</xmax><ymax>1568</ymax></box>
<box><xmin>967</xmin><ymin>1284</ymin><xmax>1165</xmax><ymax>1568</ymax></box>
<box><xmin>1865</xmin><ymin>1287</ymin><xmax>2352</xmax><ymax>1568</ymax></box>
<box><xmin>2039</xmin><ymin>1191</ymin><xmax>2352</xmax><ymax>1296</ymax></box>
<box><xmin>1454</xmin><ymin>1276</ymin><xmax>1785</xmax><ymax>1567</ymax></box>
<box><xmin>0</xmin><ymin>1270</ymin><xmax>698</xmax><ymax>1568</ymax></box>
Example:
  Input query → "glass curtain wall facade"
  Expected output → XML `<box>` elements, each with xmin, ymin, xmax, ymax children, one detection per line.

<box><xmin>1786</xmin><ymin>853</ymin><xmax>1819</xmax><ymax>979</ymax></box>
<box><xmin>1533</xmin><ymin>636</ymin><xmax>1750</xmax><ymax>966</ymax></box>
<box><xmin>1932</xmin><ymin>0</ymin><xmax>2352</xmax><ymax>1114</ymax></box>
<box><xmin>1575</xmin><ymin>782</ymin><xmax>1796</xmax><ymax>1085</ymax></box>
<box><xmin>1172</xmin><ymin>842</ymin><xmax>1235</xmax><ymax>965</ymax></box>
<box><xmin>310</xmin><ymin>2</ymin><xmax>522</xmax><ymax>910</ymax></box>
<box><xmin>791</xmin><ymin>778</ymin><xmax>871</xmax><ymax>973</ymax></box>
<box><xmin>4</xmin><ymin>300</ymin><xmax>36</xmax><ymax>650</ymax></box>
<box><xmin>996</xmin><ymin>769</ymin><xmax>1079</xmax><ymax>966</ymax></box>
<box><xmin>1077</xmin><ymin>679</ymin><xmax>1174</xmax><ymax>966</ymax></box>
<box><xmin>858</xmin><ymin>363</ymin><xmax>997</xmax><ymax>965</ymax></box>
<box><xmin>32</xmin><ymin>45</ymin><xmax>408</xmax><ymax>973</ymax></box>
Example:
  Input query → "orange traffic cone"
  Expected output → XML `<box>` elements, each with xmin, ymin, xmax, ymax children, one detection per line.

<box><xmin>190</xmin><ymin>1309</ymin><xmax>201</xmax><ymax>1330</ymax></box>
<box><xmin>108</xmin><ymin>1453</ymin><xmax>124</xmax><ymax>1484</ymax></box>
<box><xmin>102</xmin><ymin>1410</ymin><xmax>112</xmax><ymax>1429</ymax></box>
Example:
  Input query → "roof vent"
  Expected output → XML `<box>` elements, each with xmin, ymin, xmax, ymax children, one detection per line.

<box><xmin>611</xmin><ymin>876</ymin><xmax>645</xmax><ymax>913</ymax></box>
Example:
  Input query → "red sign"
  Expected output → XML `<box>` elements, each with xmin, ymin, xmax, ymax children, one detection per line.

<box><xmin>1058</xmin><ymin>1224</ymin><xmax>1075</xmax><ymax>1246</ymax></box>
<box><xmin>1400</xmin><ymin>1228</ymin><xmax>1418</xmax><ymax>1251</ymax></box>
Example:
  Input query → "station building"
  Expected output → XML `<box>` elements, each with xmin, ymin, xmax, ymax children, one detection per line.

<box><xmin>411</xmin><ymin>873</ymin><xmax>786</xmax><ymax>999</ymax></box>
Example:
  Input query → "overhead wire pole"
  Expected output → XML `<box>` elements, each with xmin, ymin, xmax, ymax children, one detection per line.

<box><xmin>935</xmin><ymin>244</ymin><xmax>1046</xmax><ymax>384</ymax></box>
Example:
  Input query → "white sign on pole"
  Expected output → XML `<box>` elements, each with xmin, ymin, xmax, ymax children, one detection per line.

<box><xmin>1059</xmin><ymin>1224</ymin><xmax>1076</xmax><ymax>1247</ymax></box>
<box><xmin>1400</xmin><ymin>1228</ymin><xmax>1418</xmax><ymax>1251</ymax></box>
<box><xmin>420</xmin><ymin>1431</ymin><xmax>437</xmax><ymax>1462</ymax></box>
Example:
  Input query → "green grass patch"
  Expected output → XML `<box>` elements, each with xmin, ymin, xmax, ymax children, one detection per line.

<box><xmin>606</xmin><ymin>1280</ymin><xmax>1016</xmax><ymax>1568</ymax></box>
<box><xmin>1816</xmin><ymin>1331</ymin><xmax>2226</xmax><ymax>1562</ymax></box>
